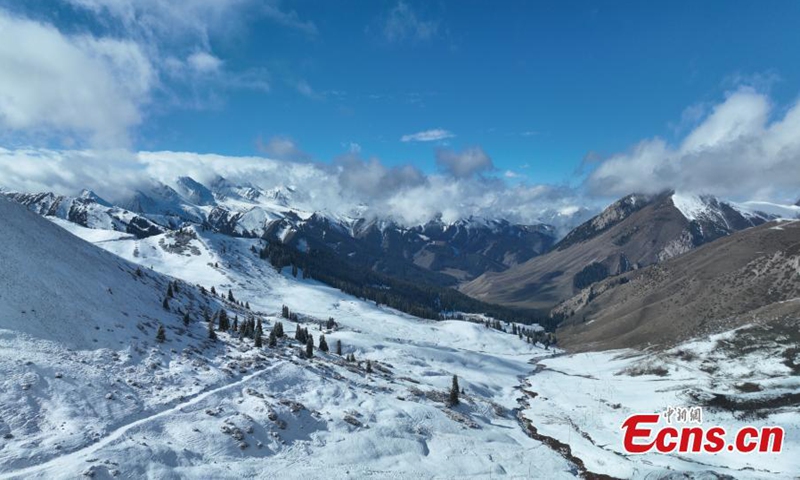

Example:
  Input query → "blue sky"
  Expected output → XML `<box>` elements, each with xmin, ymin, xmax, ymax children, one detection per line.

<box><xmin>1</xmin><ymin>1</ymin><xmax>799</xmax><ymax>217</ymax></box>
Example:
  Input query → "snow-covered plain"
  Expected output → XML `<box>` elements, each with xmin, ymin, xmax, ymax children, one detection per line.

<box><xmin>1</xmin><ymin>201</ymin><xmax>576</xmax><ymax>479</ymax></box>
<box><xmin>522</xmin><ymin>329</ymin><xmax>799</xmax><ymax>479</ymax></box>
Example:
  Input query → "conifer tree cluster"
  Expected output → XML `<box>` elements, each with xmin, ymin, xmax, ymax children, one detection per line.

<box><xmin>295</xmin><ymin>324</ymin><xmax>311</xmax><ymax>344</ymax></box>
<box><xmin>326</xmin><ymin>317</ymin><xmax>336</xmax><ymax>330</ymax></box>
<box><xmin>274</xmin><ymin>321</ymin><xmax>284</xmax><ymax>337</ymax></box>
<box><xmin>281</xmin><ymin>305</ymin><xmax>299</xmax><ymax>321</ymax></box>
<box><xmin>268</xmin><ymin>327</ymin><xmax>278</xmax><ymax>347</ymax></box>
<box><xmin>346</xmin><ymin>353</ymin><xmax>356</xmax><ymax>362</ymax></box>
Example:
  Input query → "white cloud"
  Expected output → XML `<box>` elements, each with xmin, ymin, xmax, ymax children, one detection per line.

<box><xmin>587</xmin><ymin>87</ymin><xmax>800</xmax><ymax>201</ymax></box>
<box><xmin>263</xmin><ymin>3</ymin><xmax>318</xmax><ymax>36</ymax></box>
<box><xmin>382</xmin><ymin>1</ymin><xmax>437</xmax><ymax>43</ymax></box>
<box><xmin>256</xmin><ymin>135</ymin><xmax>312</xmax><ymax>162</ymax></box>
<box><xmin>435</xmin><ymin>146</ymin><xmax>495</xmax><ymax>178</ymax></box>
<box><xmin>187</xmin><ymin>51</ymin><xmax>223</xmax><ymax>73</ymax></box>
<box><xmin>0</xmin><ymin>146</ymin><xmax>589</xmax><ymax>229</ymax></box>
<box><xmin>0</xmin><ymin>10</ymin><xmax>154</xmax><ymax>147</ymax></box>
<box><xmin>400</xmin><ymin>128</ymin><xmax>455</xmax><ymax>142</ymax></box>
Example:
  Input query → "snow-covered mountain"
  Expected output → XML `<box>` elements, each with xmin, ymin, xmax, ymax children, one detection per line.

<box><xmin>460</xmin><ymin>191</ymin><xmax>786</xmax><ymax>310</ymax></box>
<box><xmin>3</xmin><ymin>193</ymin><xmax>795</xmax><ymax>479</ymax></box>
<box><xmin>2</xmin><ymin>190</ymin><xmax>164</xmax><ymax>238</ymax></box>
<box><xmin>0</xmin><ymin>194</ymin><xmax>583</xmax><ymax>479</ymax></box>
<box><xmin>4</xmin><ymin>176</ymin><xmax>560</xmax><ymax>285</ymax></box>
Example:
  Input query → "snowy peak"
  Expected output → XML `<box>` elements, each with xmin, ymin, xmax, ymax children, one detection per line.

<box><xmin>556</xmin><ymin>193</ymin><xmax>652</xmax><ymax>250</ymax></box>
<box><xmin>78</xmin><ymin>189</ymin><xmax>111</xmax><ymax>207</ymax></box>
<box><xmin>175</xmin><ymin>176</ymin><xmax>216</xmax><ymax>206</ymax></box>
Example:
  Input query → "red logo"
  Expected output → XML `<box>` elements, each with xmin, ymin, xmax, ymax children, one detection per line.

<box><xmin>621</xmin><ymin>409</ymin><xmax>784</xmax><ymax>454</ymax></box>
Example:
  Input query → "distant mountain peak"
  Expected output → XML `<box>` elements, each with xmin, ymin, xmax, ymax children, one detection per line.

<box><xmin>78</xmin><ymin>189</ymin><xmax>111</xmax><ymax>207</ymax></box>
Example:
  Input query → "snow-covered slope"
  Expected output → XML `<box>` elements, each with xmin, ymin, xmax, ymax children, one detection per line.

<box><xmin>0</xmin><ymin>196</ymin><xmax>579</xmax><ymax>479</ymax></box>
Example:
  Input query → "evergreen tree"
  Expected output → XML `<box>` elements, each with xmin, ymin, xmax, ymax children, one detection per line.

<box><xmin>162</xmin><ymin>297</ymin><xmax>170</xmax><ymax>311</ymax></box>
<box><xmin>228</xmin><ymin>289</ymin><xmax>235</xmax><ymax>302</ymax></box>
<box><xmin>449</xmin><ymin>375</ymin><xmax>460</xmax><ymax>406</ymax></box>
<box><xmin>166</xmin><ymin>282</ymin><xmax>174</xmax><ymax>299</ymax></box>
<box><xmin>305</xmin><ymin>335</ymin><xmax>314</xmax><ymax>358</ymax></box>
<box><xmin>291</xmin><ymin>264</ymin><xmax>298</xmax><ymax>277</ymax></box>
<box><xmin>268</xmin><ymin>328</ymin><xmax>277</xmax><ymax>348</ymax></box>
<box><xmin>232</xmin><ymin>316</ymin><xmax>238</xmax><ymax>332</ymax></box>
<box><xmin>210</xmin><ymin>286</ymin><xmax>217</xmax><ymax>296</ymax></box>
<box><xmin>218</xmin><ymin>309</ymin><xmax>229</xmax><ymax>331</ymax></box>
<box><xmin>336</xmin><ymin>339</ymin><xmax>342</xmax><ymax>356</ymax></box>
<box><xmin>245</xmin><ymin>301</ymin><xmax>250</xmax><ymax>310</ymax></box>
<box><xmin>200</xmin><ymin>285</ymin><xmax>207</xmax><ymax>295</ymax></box>
<box><xmin>255</xmin><ymin>330</ymin><xmax>263</xmax><ymax>348</ymax></box>
<box><xmin>275</xmin><ymin>321</ymin><xmax>284</xmax><ymax>337</ymax></box>
<box><xmin>208</xmin><ymin>321</ymin><xmax>217</xmax><ymax>341</ymax></box>
<box><xmin>183</xmin><ymin>312</ymin><xmax>191</xmax><ymax>326</ymax></box>
<box><xmin>366</xmin><ymin>360</ymin><xmax>373</xmax><ymax>374</ymax></box>
<box><xmin>135</xmin><ymin>266</ymin><xmax>143</xmax><ymax>277</ymax></box>
<box><xmin>173</xmin><ymin>281</ymin><xmax>179</xmax><ymax>293</ymax></box>
<box><xmin>319</xmin><ymin>334</ymin><xmax>329</xmax><ymax>353</ymax></box>
<box><xmin>156</xmin><ymin>325</ymin><xmax>166</xmax><ymax>343</ymax></box>
<box><xmin>295</xmin><ymin>324</ymin><xmax>303</xmax><ymax>342</ymax></box>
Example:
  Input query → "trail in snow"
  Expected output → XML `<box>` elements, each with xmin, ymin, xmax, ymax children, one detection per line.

<box><xmin>0</xmin><ymin>367</ymin><xmax>271</xmax><ymax>480</ymax></box>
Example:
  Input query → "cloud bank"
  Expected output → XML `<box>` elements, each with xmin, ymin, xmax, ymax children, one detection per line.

<box><xmin>586</xmin><ymin>87</ymin><xmax>800</xmax><ymax>202</ymax></box>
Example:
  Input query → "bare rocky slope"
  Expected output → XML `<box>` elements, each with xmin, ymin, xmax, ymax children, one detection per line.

<box><xmin>460</xmin><ymin>191</ymin><xmax>769</xmax><ymax>312</ymax></box>
<box><xmin>554</xmin><ymin>219</ymin><xmax>800</xmax><ymax>351</ymax></box>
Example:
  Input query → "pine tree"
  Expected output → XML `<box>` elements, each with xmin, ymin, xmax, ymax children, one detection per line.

<box><xmin>336</xmin><ymin>339</ymin><xmax>342</xmax><ymax>356</ymax></box>
<box><xmin>319</xmin><ymin>334</ymin><xmax>329</xmax><ymax>353</ymax></box>
<box><xmin>268</xmin><ymin>328</ymin><xmax>277</xmax><ymax>348</ymax></box>
<box><xmin>210</xmin><ymin>286</ymin><xmax>217</xmax><ymax>296</ymax></box>
<box><xmin>295</xmin><ymin>324</ymin><xmax>303</xmax><ymax>342</ymax></box>
<box><xmin>200</xmin><ymin>285</ymin><xmax>207</xmax><ymax>295</ymax></box>
<box><xmin>245</xmin><ymin>301</ymin><xmax>250</xmax><ymax>310</ymax></box>
<box><xmin>208</xmin><ymin>321</ymin><xmax>217</xmax><ymax>341</ymax></box>
<box><xmin>366</xmin><ymin>360</ymin><xmax>373</xmax><ymax>374</ymax></box>
<box><xmin>162</xmin><ymin>297</ymin><xmax>170</xmax><ymax>311</ymax></box>
<box><xmin>156</xmin><ymin>325</ymin><xmax>166</xmax><ymax>343</ymax></box>
<box><xmin>449</xmin><ymin>375</ymin><xmax>460</xmax><ymax>406</ymax></box>
<box><xmin>228</xmin><ymin>289</ymin><xmax>235</xmax><ymax>302</ymax></box>
<box><xmin>255</xmin><ymin>330</ymin><xmax>263</xmax><ymax>348</ymax></box>
<box><xmin>232</xmin><ymin>316</ymin><xmax>238</xmax><ymax>332</ymax></box>
<box><xmin>166</xmin><ymin>282</ymin><xmax>174</xmax><ymax>299</ymax></box>
<box><xmin>218</xmin><ymin>309</ymin><xmax>229</xmax><ymax>331</ymax></box>
<box><xmin>135</xmin><ymin>266</ymin><xmax>143</xmax><ymax>277</ymax></box>
<box><xmin>305</xmin><ymin>336</ymin><xmax>314</xmax><ymax>358</ymax></box>
<box><xmin>183</xmin><ymin>312</ymin><xmax>190</xmax><ymax>326</ymax></box>
<box><xmin>275</xmin><ymin>321</ymin><xmax>284</xmax><ymax>337</ymax></box>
